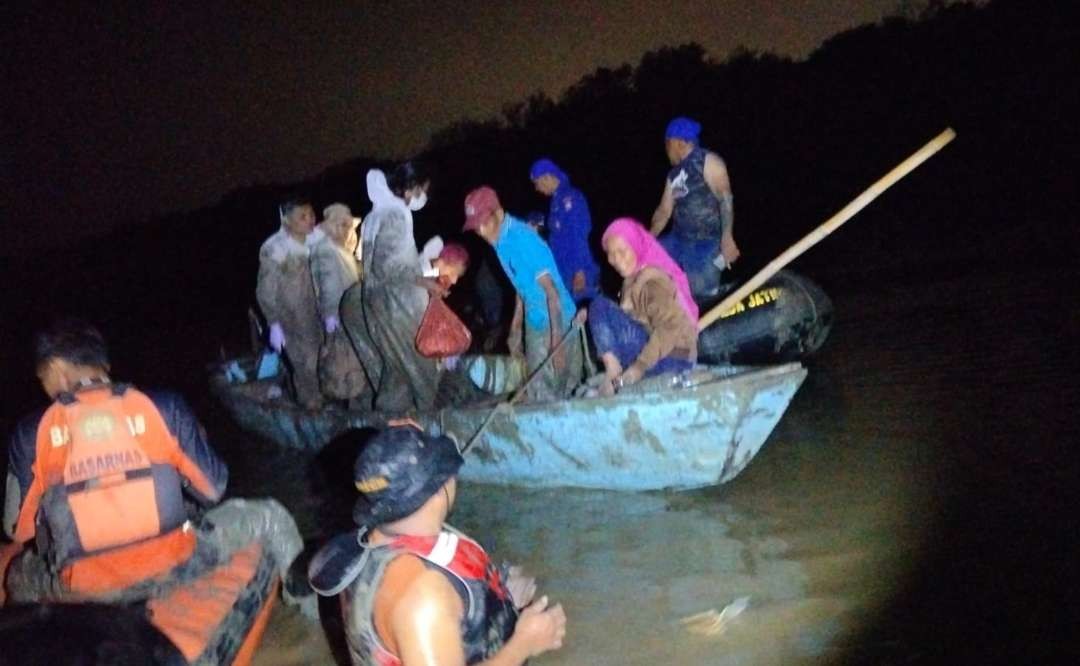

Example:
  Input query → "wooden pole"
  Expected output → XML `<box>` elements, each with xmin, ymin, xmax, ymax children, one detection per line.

<box><xmin>697</xmin><ymin>128</ymin><xmax>956</xmax><ymax>331</ymax></box>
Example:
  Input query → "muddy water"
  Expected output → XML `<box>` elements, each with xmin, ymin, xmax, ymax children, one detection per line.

<box><xmin>235</xmin><ymin>266</ymin><xmax>1076</xmax><ymax>665</ymax></box>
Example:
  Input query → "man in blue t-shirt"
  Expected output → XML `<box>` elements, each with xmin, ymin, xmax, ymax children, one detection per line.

<box><xmin>529</xmin><ymin>158</ymin><xmax>600</xmax><ymax>304</ymax></box>
<box><xmin>463</xmin><ymin>186</ymin><xmax>582</xmax><ymax>399</ymax></box>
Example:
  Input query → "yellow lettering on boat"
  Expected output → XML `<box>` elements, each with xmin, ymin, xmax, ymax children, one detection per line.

<box><xmin>718</xmin><ymin>288</ymin><xmax>784</xmax><ymax>319</ymax></box>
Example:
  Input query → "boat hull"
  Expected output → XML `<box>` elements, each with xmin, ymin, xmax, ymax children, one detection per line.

<box><xmin>434</xmin><ymin>364</ymin><xmax>807</xmax><ymax>491</ymax></box>
<box><xmin>210</xmin><ymin>362</ymin><xmax>807</xmax><ymax>491</ymax></box>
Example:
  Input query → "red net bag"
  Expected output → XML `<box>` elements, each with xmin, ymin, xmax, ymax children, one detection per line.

<box><xmin>415</xmin><ymin>297</ymin><xmax>472</xmax><ymax>358</ymax></box>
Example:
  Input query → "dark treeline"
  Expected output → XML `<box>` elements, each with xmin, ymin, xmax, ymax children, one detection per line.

<box><xmin>2</xmin><ymin>0</ymin><xmax>1076</xmax><ymax>422</ymax></box>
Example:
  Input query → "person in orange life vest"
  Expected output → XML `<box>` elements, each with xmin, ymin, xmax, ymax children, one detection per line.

<box><xmin>2</xmin><ymin>320</ymin><xmax>304</xmax><ymax>628</ymax></box>
<box><xmin>309</xmin><ymin>423</ymin><xmax>567</xmax><ymax>665</ymax></box>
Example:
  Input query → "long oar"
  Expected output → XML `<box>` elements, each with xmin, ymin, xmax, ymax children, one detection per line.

<box><xmin>461</xmin><ymin>322</ymin><xmax>582</xmax><ymax>454</ymax></box>
<box><xmin>697</xmin><ymin>128</ymin><xmax>956</xmax><ymax>331</ymax></box>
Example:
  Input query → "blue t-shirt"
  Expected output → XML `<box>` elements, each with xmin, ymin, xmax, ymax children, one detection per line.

<box><xmin>494</xmin><ymin>215</ymin><xmax>576</xmax><ymax>331</ymax></box>
<box><xmin>547</xmin><ymin>182</ymin><xmax>600</xmax><ymax>299</ymax></box>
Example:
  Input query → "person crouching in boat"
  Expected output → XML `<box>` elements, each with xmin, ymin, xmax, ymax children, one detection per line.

<box><xmin>309</xmin><ymin>423</ymin><xmax>567</xmax><ymax>665</ymax></box>
<box><xmin>583</xmin><ymin>217</ymin><xmax>699</xmax><ymax>396</ymax></box>
<box><xmin>463</xmin><ymin>186</ymin><xmax>582</xmax><ymax>401</ymax></box>
<box><xmin>311</xmin><ymin>203</ymin><xmax>370</xmax><ymax>403</ymax></box>
<box><xmin>1</xmin><ymin>318</ymin><xmax>307</xmax><ymax>664</ymax></box>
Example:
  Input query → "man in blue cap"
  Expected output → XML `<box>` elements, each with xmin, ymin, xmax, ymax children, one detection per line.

<box><xmin>309</xmin><ymin>423</ymin><xmax>567</xmax><ymax>665</ymax></box>
<box><xmin>650</xmin><ymin>116</ymin><xmax>740</xmax><ymax>302</ymax></box>
<box><xmin>529</xmin><ymin>158</ymin><xmax>600</xmax><ymax>304</ymax></box>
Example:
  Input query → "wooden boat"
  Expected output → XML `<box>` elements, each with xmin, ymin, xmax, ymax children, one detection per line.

<box><xmin>210</xmin><ymin>360</ymin><xmax>807</xmax><ymax>491</ymax></box>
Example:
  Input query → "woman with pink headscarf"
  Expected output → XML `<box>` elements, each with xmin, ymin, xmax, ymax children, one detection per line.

<box><xmin>586</xmin><ymin>217</ymin><xmax>699</xmax><ymax>395</ymax></box>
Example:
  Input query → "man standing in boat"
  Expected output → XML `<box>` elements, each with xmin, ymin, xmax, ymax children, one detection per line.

<box><xmin>309</xmin><ymin>423</ymin><xmax>567</xmax><ymax>665</ymax></box>
<box><xmin>2</xmin><ymin>318</ymin><xmax>307</xmax><ymax>663</ymax></box>
<box><xmin>462</xmin><ymin>186</ymin><xmax>582</xmax><ymax>400</ymax></box>
<box><xmin>529</xmin><ymin>157</ymin><xmax>601</xmax><ymax>304</ymax></box>
<box><xmin>257</xmin><ymin>194</ymin><xmax>325</xmax><ymax>410</ymax></box>
<box><xmin>650</xmin><ymin>116</ymin><xmax>740</xmax><ymax>302</ymax></box>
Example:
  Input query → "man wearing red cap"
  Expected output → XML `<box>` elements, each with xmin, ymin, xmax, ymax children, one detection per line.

<box><xmin>463</xmin><ymin>187</ymin><xmax>581</xmax><ymax>400</ymax></box>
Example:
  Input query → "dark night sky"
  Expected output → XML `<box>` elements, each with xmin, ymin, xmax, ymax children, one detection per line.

<box><xmin>7</xmin><ymin>1</ymin><xmax>934</xmax><ymax>252</ymax></box>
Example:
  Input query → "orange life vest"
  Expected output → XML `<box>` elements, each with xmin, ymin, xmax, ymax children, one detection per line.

<box><xmin>27</xmin><ymin>384</ymin><xmax>195</xmax><ymax>593</ymax></box>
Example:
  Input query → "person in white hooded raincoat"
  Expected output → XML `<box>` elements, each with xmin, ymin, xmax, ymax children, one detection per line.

<box><xmin>343</xmin><ymin>162</ymin><xmax>440</xmax><ymax>413</ymax></box>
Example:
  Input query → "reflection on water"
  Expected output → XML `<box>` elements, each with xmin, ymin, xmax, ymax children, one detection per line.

<box><xmin>244</xmin><ymin>267</ymin><xmax>1075</xmax><ymax>664</ymax></box>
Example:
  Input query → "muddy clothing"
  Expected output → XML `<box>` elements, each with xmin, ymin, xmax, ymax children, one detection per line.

<box><xmin>5</xmin><ymin>383</ymin><xmax>226</xmax><ymax>586</ymax></box>
<box><xmin>311</xmin><ymin>235</ymin><xmax>369</xmax><ymax>400</ymax></box>
<box><xmin>588</xmin><ymin>299</ymin><xmax>695</xmax><ymax>380</ymax></box>
<box><xmin>336</xmin><ymin>528</ymin><xmax>517</xmax><ymax>666</ymax></box>
<box><xmin>2</xmin><ymin>383</ymin><xmax>304</xmax><ymax>663</ymax></box>
<box><xmin>340</xmin><ymin>282</ymin><xmax>383</xmax><ymax>410</ymax></box>
<box><xmin>257</xmin><ymin>227</ymin><xmax>324</xmax><ymax>408</ymax></box>
<box><xmin>5</xmin><ymin>498</ymin><xmax>301</xmax><ymax>664</ymax></box>
<box><xmin>524</xmin><ymin>323</ymin><xmax>583</xmax><ymax>400</ymax></box>
<box><xmin>664</xmin><ymin>146</ymin><xmax>728</xmax><ymax>300</ymax></box>
<box><xmin>311</xmin><ymin>234</ymin><xmax>360</xmax><ymax>322</ymax></box>
<box><xmin>359</xmin><ymin>171</ymin><xmax>438</xmax><ymax>414</ymax></box>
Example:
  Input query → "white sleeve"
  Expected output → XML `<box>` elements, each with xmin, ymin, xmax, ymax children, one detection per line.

<box><xmin>420</xmin><ymin>235</ymin><xmax>444</xmax><ymax>277</ymax></box>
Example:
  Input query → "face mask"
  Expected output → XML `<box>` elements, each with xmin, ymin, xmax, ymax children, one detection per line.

<box><xmin>407</xmin><ymin>191</ymin><xmax>428</xmax><ymax>211</ymax></box>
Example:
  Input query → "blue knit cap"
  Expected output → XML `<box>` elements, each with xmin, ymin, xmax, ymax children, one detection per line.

<box><xmin>665</xmin><ymin>117</ymin><xmax>701</xmax><ymax>142</ymax></box>
<box><xmin>529</xmin><ymin>157</ymin><xmax>567</xmax><ymax>184</ymax></box>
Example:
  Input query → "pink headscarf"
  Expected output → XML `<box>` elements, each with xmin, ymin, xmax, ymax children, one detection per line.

<box><xmin>602</xmin><ymin>217</ymin><xmax>699</xmax><ymax>323</ymax></box>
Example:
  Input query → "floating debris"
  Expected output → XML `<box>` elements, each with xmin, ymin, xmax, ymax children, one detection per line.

<box><xmin>679</xmin><ymin>596</ymin><xmax>751</xmax><ymax>636</ymax></box>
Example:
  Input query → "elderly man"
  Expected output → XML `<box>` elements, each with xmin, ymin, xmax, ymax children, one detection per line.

<box><xmin>256</xmin><ymin>195</ymin><xmax>324</xmax><ymax>409</ymax></box>
<box><xmin>463</xmin><ymin>186</ymin><xmax>582</xmax><ymax>400</ymax></box>
<box><xmin>650</xmin><ymin>116</ymin><xmax>740</xmax><ymax>301</ymax></box>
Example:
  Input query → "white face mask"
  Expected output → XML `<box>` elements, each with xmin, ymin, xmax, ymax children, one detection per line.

<box><xmin>407</xmin><ymin>191</ymin><xmax>428</xmax><ymax>211</ymax></box>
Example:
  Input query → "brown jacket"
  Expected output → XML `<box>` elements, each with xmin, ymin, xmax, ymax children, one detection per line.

<box><xmin>621</xmin><ymin>267</ymin><xmax>698</xmax><ymax>374</ymax></box>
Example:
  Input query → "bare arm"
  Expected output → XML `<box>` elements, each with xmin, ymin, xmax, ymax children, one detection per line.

<box><xmin>703</xmin><ymin>152</ymin><xmax>738</xmax><ymax>264</ymax></box>
<box><xmin>650</xmin><ymin>181</ymin><xmax>675</xmax><ymax>236</ymax></box>
<box><xmin>391</xmin><ymin>569</ymin><xmax>564</xmax><ymax>666</ymax></box>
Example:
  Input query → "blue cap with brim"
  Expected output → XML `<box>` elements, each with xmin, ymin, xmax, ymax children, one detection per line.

<box><xmin>665</xmin><ymin>117</ymin><xmax>701</xmax><ymax>142</ymax></box>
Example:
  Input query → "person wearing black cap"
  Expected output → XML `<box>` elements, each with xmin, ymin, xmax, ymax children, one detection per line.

<box><xmin>650</xmin><ymin>116</ymin><xmax>740</xmax><ymax>301</ymax></box>
<box><xmin>309</xmin><ymin>424</ymin><xmax>567</xmax><ymax>665</ymax></box>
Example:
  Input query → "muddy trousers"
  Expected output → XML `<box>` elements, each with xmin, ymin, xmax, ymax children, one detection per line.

<box><xmin>2</xmin><ymin>498</ymin><xmax>304</xmax><ymax>664</ymax></box>
<box><xmin>524</xmin><ymin>323</ymin><xmax>583</xmax><ymax>400</ymax></box>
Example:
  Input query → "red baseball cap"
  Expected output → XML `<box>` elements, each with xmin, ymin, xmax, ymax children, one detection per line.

<box><xmin>462</xmin><ymin>186</ymin><xmax>501</xmax><ymax>232</ymax></box>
